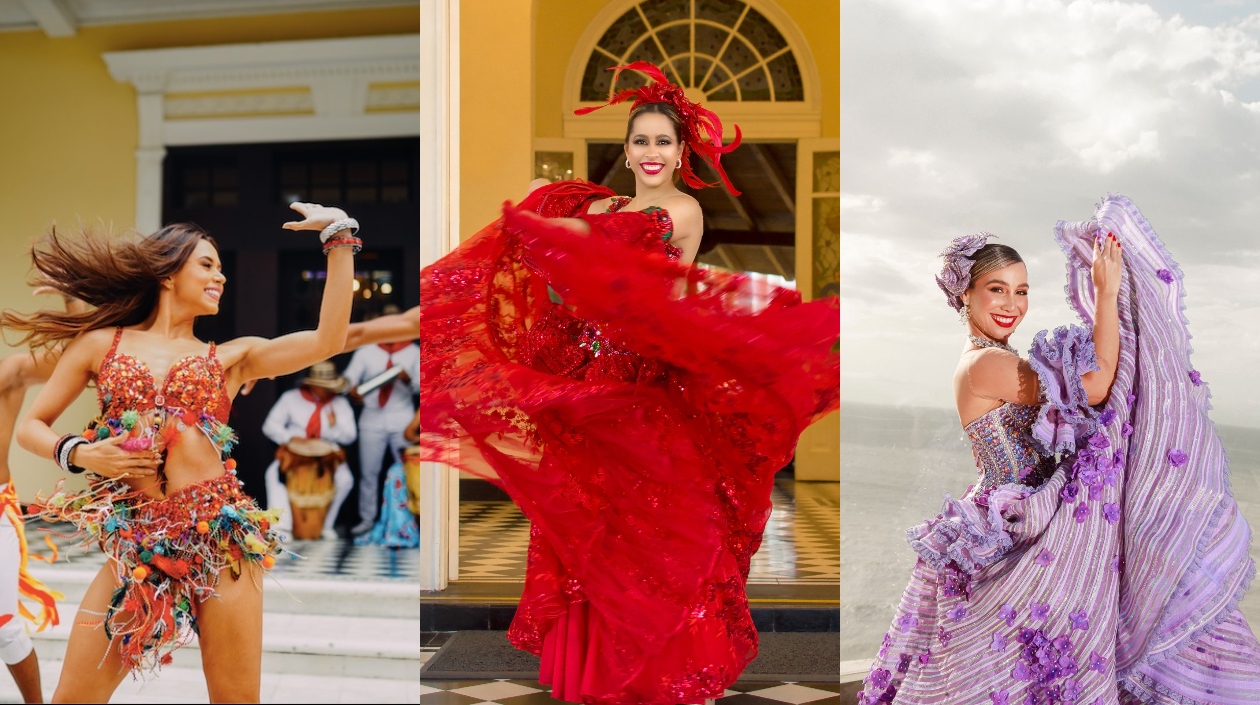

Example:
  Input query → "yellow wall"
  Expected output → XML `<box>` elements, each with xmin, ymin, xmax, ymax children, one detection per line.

<box><xmin>532</xmin><ymin>0</ymin><xmax>838</xmax><ymax>139</ymax></box>
<box><xmin>459</xmin><ymin>2</ymin><xmax>534</xmax><ymax>239</ymax></box>
<box><xmin>0</xmin><ymin>6</ymin><xmax>419</xmax><ymax>500</ymax></box>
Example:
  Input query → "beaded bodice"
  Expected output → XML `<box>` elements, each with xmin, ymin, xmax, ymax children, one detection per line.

<box><xmin>92</xmin><ymin>328</ymin><xmax>236</xmax><ymax>457</ymax></box>
<box><xmin>964</xmin><ymin>403</ymin><xmax>1055</xmax><ymax>489</ymax></box>
<box><xmin>604</xmin><ymin>197</ymin><xmax>682</xmax><ymax>260</ymax></box>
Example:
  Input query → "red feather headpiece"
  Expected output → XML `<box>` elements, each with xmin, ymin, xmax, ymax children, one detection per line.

<box><xmin>575</xmin><ymin>61</ymin><xmax>743</xmax><ymax>196</ymax></box>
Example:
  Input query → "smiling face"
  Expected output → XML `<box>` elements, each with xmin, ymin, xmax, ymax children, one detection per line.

<box><xmin>963</xmin><ymin>261</ymin><xmax>1029</xmax><ymax>341</ymax></box>
<box><xmin>624</xmin><ymin>110</ymin><xmax>685</xmax><ymax>189</ymax></box>
<box><xmin>168</xmin><ymin>238</ymin><xmax>226</xmax><ymax>316</ymax></box>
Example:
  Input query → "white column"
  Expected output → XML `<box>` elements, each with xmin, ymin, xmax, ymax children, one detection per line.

<box><xmin>418</xmin><ymin>461</ymin><xmax>451</xmax><ymax>591</ymax></box>
<box><xmin>134</xmin><ymin>88</ymin><xmax>166</xmax><ymax>234</ymax></box>
<box><xmin>418</xmin><ymin>0</ymin><xmax>461</xmax><ymax>591</ymax></box>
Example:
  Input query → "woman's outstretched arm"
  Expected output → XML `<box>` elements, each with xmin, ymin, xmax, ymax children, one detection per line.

<box><xmin>342</xmin><ymin>306</ymin><xmax>419</xmax><ymax>351</ymax></box>
<box><xmin>223</xmin><ymin>203</ymin><xmax>356</xmax><ymax>393</ymax></box>
<box><xmin>1081</xmin><ymin>233</ymin><xmax>1122</xmax><ymax>405</ymax></box>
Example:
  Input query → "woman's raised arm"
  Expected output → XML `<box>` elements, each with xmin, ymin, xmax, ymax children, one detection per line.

<box><xmin>1081</xmin><ymin>234</ymin><xmax>1122</xmax><ymax>405</ymax></box>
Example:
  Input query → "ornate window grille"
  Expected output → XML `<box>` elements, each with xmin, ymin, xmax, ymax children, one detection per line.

<box><xmin>580</xmin><ymin>0</ymin><xmax>804</xmax><ymax>104</ymax></box>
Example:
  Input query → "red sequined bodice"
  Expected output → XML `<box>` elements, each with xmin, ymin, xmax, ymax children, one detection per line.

<box><xmin>602</xmin><ymin>196</ymin><xmax>682</xmax><ymax>260</ymax></box>
<box><xmin>97</xmin><ymin>328</ymin><xmax>230</xmax><ymax>424</ymax></box>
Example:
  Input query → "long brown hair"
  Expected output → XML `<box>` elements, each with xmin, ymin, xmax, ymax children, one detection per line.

<box><xmin>1</xmin><ymin>223</ymin><xmax>217</xmax><ymax>350</ymax></box>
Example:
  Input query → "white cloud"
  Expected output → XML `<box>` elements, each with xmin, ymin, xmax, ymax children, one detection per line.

<box><xmin>842</xmin><ymin>0</ymin><xmax>1260</xmax><ymax>426</ymax></box>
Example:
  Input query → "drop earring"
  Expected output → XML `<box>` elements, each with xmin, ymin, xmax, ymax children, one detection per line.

<box><xmin>959</xmin><ymin>303</ymin><xmax>970</xmax><ymax>324</ymax></box>
<box><xmin>626</xmin><ymin>159</ymin><xmax>631</xmax><ymax>169</ymax></box>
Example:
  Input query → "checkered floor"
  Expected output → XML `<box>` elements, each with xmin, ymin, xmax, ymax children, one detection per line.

<box><xmin>27</xmin><ymin>521</ymin><xmax>420</xmax><ymax>582</ymax></box>
<box><xmin>456</xmin><ymin>479</ymin><xmax>838</xmax><ymax>585</ymax></box>
<box><xmin>418</xmin><ymin>676</ymin><xmax>846</xmax><ymax>705</ymax></box>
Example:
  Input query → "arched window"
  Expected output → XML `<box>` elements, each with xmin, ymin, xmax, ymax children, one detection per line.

<box><xmin>579</xmin><ymin>0</ymin><xmax>804</xmax><ymax>104</ymax></box>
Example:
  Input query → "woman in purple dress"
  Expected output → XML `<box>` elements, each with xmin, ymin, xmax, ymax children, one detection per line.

<box><xmin>860</xmin><ymin>195</ymin><xmax>1260</xmax><ymax>704</ymax></box>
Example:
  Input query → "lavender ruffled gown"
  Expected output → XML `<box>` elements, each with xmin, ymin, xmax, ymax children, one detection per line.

<box><xmin>860</xmin><ymin>195</ymin><xmax>1260</xmax><ymax>704</ymax></box>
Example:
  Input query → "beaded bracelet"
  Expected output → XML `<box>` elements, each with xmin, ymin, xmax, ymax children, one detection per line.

<box><xmin>319</xmin><ymin>218</ymin><xmax>360</xmax><ymax>244</ymax></box>
<box><xmin>57</xmin><ymin>435</ymin><xmax>90</xmax><ymax>474</ymax></box>
<box><xmin>52</xmin><ymin>434</ymin><xmax>74</xmax><ymax>464</ymax></box>
<box><xmin>322</xmin><ymin>235</ymin><xmax>363</xmax><ymax>256</ymax></box>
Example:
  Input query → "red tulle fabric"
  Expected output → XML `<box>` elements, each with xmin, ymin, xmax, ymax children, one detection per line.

<box><xmin>419</xmin><ymin>180</ymin><xmax>838</xmax><ymax>704</ymax></box>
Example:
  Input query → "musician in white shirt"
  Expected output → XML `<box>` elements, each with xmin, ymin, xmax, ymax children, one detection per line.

<box><xmin>262</xmin><ymin>361</ymin><xmax>356</xmax><ymax>539</ymax></box>
<box><xmin>343</xmin><ymin>331</ymin><xmax>419</xmax><ymax>535</ymax></box>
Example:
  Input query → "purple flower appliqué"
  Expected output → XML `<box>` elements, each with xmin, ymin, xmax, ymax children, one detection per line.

<box><xmin>1063</xmin><ymin>680</ymin><xmax>1083</xmax><ymax>700</ymax></box>
<box><xmin>990</xmin><ymin>689</ymin><xmax>1010</xmax><ymax>705</ymax></box>
<box><xmin>1088</xmin><ymin>432</ymin><xmax>1110</xmax><ymax>450</ymax></box>
<box><xmin>1103</xmin><ymin>466</ymin><xmax>1119</xmax><ymax>487</ymax></box>
<box><xmin>919</xmin><ymin>650</ymin><xmax>931</xmax><ymax>665</ymax></box>
<box><xmin>1089</xmin><ymin>484</ymin><xmax>1104</xmax><ymax>501</ymax></box>
<box><xmin>1089</xmin><ymin>650</ymin><xmax>1107</xmax><ymax>673</ymax></box>
<box><xmin>1121</xmin><ymin>421</ymin><xmax>1133</xmax><ymax>438</ymax></box>
<box><xmin>1157</xmin><ymin>268</ymin><xmax>1174</xmax><ymax>283</ymax></box>
<box><xmin>1169</xmin><ymin>448</ymin><xmax>1189</xmax><ymax>468</ymax></box>
<box><xmin>1189</xmin><ymin>370</ymin><xmax>1203</xmax><ymax>386</ymax></box>
<box><xmin>1052</xmin><ymin>635</ymin><xmax>1073</xmax><ymax>652</ymax></box>
<box><xmin>999</xmin><ymin>603</ymin><xmax>1018</xmax><ymax>627</ymax></box>
<box><xmin>947</xmin><ymin>604</ymin><xmax>968</xmax><ymax>620</ymax></box>
<box><xmin>1070</xmin><ymin>609</ymin><xmax>1090</xmax><ymax>631</ymax></box>
<box><xmin>869</xmin><ymin>667</ymin><xmax>892</xmax><ymax>689</ymax></box>
<box><xmin>1127</xmin><ymin>392</ymin><xmax>1136</xmax><ymax>405</ymax></box>
<box><xmin>991</xmin><ymin>631</ymin><xmax>1008</xmax><ymax>652</ymax></box>
<box><xmin>1103</xmin><ymin>503</ymin><xmax>1121</xmax><ymax>525</ymax></box>
<box><xmin>937</xmin><ymin>625</ymin><xmax>952</xmax><ymax>646</ymax></box>
<box><xmin>1074</xmin><ymin>502</ymin><xmax>1090</xmax><ymax>523</ymax></box>
<box><xmin>1061</xmin><ymin>482</ymin><xmax>1079</xmax><ymax>502</ymax></box>
<box><xmin>1099</xmin><ymin>408</ymin><xmax>1117</xmax><ymax>426</ymax></box>
<box><xmin>1112</xmin><ymin>554</ymin><xmax>1122</xmax><ymax>573</ymax></box>
<box><xmin>1029</xmin><ymin>601</ymin><xmax>1050</xmax><ymax>621</ymax></box>
<box><xmin>897</xmin><ymin>613</ymin><xmax>919</xmax><ymax>632</ymax></box>
<box><xmin>897</xmin><ymin>652</ymin><xmax>913</xmax><ymax>673</ymax></box>
<box><xmin>1012</xmin><ymin>661</ymin><xmax>1032</xmax><ymax>681</ymax></box>
<box><xmin>1035</xmin><ymin>549</ymin><xmax>1055</xmax><ymax>567</ymax></box>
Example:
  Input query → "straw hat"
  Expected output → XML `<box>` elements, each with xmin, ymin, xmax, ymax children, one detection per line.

<box><xmin>298</xmin><ymin>360</ymin><xmax>349</xmax><ymax>393</ymax></box>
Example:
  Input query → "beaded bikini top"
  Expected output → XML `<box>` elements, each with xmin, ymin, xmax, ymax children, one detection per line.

<box><xmin>604</xmin><ymin>197</ymin><xmax>682</xmax><ymax>260</ymax></box>
<box><xmin>964</xmin><ymin>403</ymin><xmax>1055</xmax><ymax>490</ymax></box>
<box><xmin>92</xmin><ymin>327</ymin><xmax>237</xmax><ymax>457</ymax></box>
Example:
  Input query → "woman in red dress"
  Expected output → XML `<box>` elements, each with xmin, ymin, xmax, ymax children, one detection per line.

<box><xmin>419</xmin><ymin>63</ymin><xmax>838</xmax><ymax>703</ymax></box>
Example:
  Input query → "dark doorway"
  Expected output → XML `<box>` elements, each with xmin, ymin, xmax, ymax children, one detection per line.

<box><xmin>163</xmin><ymin>138</ymin><xmax>419</xmax><ymax>523</ymax></box>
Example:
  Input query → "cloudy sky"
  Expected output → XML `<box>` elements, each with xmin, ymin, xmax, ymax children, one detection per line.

<box><xmin>840</xmin><ymin>0</ymin><xmax>1260</xmax><ymax>427</ymax></box>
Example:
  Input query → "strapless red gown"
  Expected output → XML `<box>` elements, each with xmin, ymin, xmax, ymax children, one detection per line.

<box><xmin>419</xmin><ymin>181</ymin><xmax>837</xmax><ymax>704</ymax></box>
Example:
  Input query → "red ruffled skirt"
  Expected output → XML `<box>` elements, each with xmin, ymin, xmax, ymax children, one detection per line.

<box><xmin>419</xmin><ymin>183</ymin><xmax>837</xmax><ymax>704</ymax></box>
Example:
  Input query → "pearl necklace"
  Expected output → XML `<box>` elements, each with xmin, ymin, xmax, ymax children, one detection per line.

<box><xmin>968</xmin><ymin>335</ymin><xmax>1017</xmax><ymax>354</ymax></box>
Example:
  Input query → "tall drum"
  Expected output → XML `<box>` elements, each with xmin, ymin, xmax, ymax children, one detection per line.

<box><xmin>277</xmin><ymin>438</ymin><xmax>342</xmax><ymax>540</ymax></box>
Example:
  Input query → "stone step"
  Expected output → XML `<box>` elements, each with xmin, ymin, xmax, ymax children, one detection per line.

<box><xmin>30</xmin><ymin>602</ymin><xmax>421</xmax><ymax>681</ymax></box>
<box><xmin>27</xmin><ymin>565</ymin><xmax>420</xmax><ymax>619</ymax></box>
<box><xmin>0</xmin><ymin>658</ymin><xmax>420</xmax><ymax>703</ymax></box>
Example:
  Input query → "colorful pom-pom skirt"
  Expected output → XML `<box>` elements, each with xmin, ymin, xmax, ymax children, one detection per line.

<box><xmin>34</xmin><ymin>471</ymin><xmax>283</xmax><ymax>672</ymax></box>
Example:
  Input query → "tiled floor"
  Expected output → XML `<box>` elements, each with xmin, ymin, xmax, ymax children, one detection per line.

<box><xmin>457</xmin><ymin>478</ymin><xmax>838</xmax><ymax>585</ymax></box>
<box><xmin>418</xmin><ymin>677</ymin><xmax>848</xmax><ymax>705</ymax></box>
<box><xmin>29</xmin><ymin>521</ymin><xmax>420</xmax><ymax>582</ymax></box>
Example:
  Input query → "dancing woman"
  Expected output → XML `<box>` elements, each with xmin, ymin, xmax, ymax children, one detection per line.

<box><xmin>3</xmin><ymin>203</ymin><xmax>357</xmax><ymax>703</ymax></box>
<box><xmin>0</xmin><ymin>287</ymin><xmax>82</xmax><ymax>703</ymax></box>
<box><xmin>859</xmin><ymin>197</ymin><xmax>1260</xmax><ymax>703</ymax></box>
<box><xmin>418</xmin><ymin>62</ymin><xmax>838</xmax><ymax>703</ymax></box>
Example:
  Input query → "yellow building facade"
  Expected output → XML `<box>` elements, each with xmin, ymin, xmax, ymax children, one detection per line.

<box><xmin>0</xmin><ymin>5</ymin><xmax>421</xmax><ymax>500</ymax></box>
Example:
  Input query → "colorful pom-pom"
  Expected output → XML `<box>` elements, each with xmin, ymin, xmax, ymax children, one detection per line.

<box><xmin>139</xmin><ymin>550</ymin><xmax>153</xmax><ymax>563</ymax></box>
<box><xmin>95</xmin><ymin>426</ymin><xmax>111</xmax><ymax>440</ymax></box>
<box><xmin>261</xmin><ymin>555</ymin><xmax>275</xmax><ymax>569</ymax></box>
<box><xmin>224</xmin><ymin>458</ymin><xmax>237</xmax><ymax>471</ymax></box>
<box><xmin>196</xmin><ymin>521</ymin><xmax>209</xmax><ymax>534</ymax></box>
<box><xmin>132</xmin><ymin>566</ymin><xmax>148</xmax><ymax>580</ymax></box>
